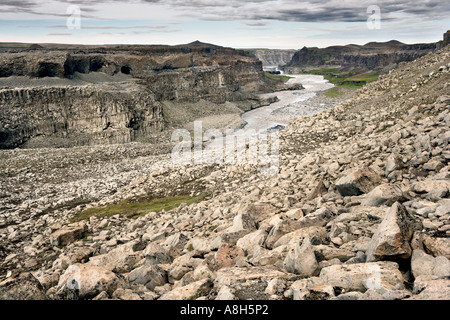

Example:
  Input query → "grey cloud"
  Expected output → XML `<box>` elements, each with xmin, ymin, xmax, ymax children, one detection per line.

<box><xmin>3</xmin><ymin>0</ymin><xmax>449</xmax><ymax>23</ymax></box>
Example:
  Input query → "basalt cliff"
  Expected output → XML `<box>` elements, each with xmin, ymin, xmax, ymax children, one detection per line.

<box><xmin>285</xmin><ymin>40</ymin><xmax>437</xmax><ymax>74</ymax></box>
<box><xmin>0</xmin><ymin>41</ymin><xmax>280</xmax><ymax>149</ymax></box>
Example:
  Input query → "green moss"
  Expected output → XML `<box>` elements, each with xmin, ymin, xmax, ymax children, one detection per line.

<box><xmin>264</xmin><ymin>72</ymin><xmax>293</xmax><ymax>83</ymax></box>
<box><xmin>71</xmin><ymin>193</ymin><xmax>208</xmax><ymax>222</ymax></box>
<box><xmin>302</xmin><ymin>68</ymin><xmax>379</xmax><ymax>87</ymax></box>
<box><xmin>323</xmin><ymin>85</ymin><xmax>359</xmax><ymax>98</ymax></box>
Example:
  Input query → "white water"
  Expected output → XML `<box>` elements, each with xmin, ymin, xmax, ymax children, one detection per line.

<box><xmin>206</xmin><ymin>74</ymin><xmax>334</xmax><ymax>150</ymax></box>
<box><xmin>237</xmin><ymin>74</ymin><xmax>333</xmax><ymax>134</ymax></box>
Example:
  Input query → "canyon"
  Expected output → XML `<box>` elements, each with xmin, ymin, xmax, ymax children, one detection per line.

<box><xmin>0</xmin><ymin>32</ymin><xmax>449</xmax><ymax>301</ymax></box>
<box><xmin>0</xmin><ymin>41</ymin><xmax>282</xmax><ymax>149</ymax></box>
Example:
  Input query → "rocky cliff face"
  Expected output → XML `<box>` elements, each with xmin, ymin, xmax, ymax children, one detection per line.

<box><xmin>285</xmin><ymin>41</ymin><xmax>437</xmax><ymax>74</ymax></box>
<box><xmin>0</xmin><ymin>83</ymin><xmax>163</xmax><ymax>149</ymax></box>
<box><xmin>248</xmin><ymin>50</ymin><xmax>296</xmax><ymax>68</ymax></box>
<box><xmin>0</xmin><ymin>42</ymin><xmax>277</xmax><ymax>149</ymax></box>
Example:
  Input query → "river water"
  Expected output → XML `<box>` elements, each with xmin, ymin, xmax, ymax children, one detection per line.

<box><xmin>205</xmin><ymin>74</ymin><xmax>334</xmax><ymax>152</ymax></box>
<box><xmin>241</xmin><ymin>74</ymin><xmax>334</xmax><ymax>133</ymax></box>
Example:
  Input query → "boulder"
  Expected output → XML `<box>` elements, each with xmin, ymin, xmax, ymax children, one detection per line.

<box><xmin>88</xmin><ymin>242</ymin><xmax>144</xmax><ymax>273</ymax></box>
<box><xmin>167</xmin><ymin>253</ymin><xmax>203</xmax><ymax>283</ymax></box>
<box><xmin>411</xmin><ymin>250</ymin><xmax>450</xmax><ymax>278</ymax></box>
<box><xmin>319</xmin><ymin>262</ymin><xmax>405</xmax><ymax>292</ymax></box>
<box><xmin>215</xmin><ymin>266</ymin><xmax>296</xmax><ymax>300</ymax></box>
<box><xmin>50</xmin><ymin>224</ymin><xmax>87</xmax><ymax>247</ymax></box>
<box><xmin>366</xmin><ymin>202</ymin><xmax>418</xmax><ymax>262</ymax></box>
<box><xmin>362</xmin><ymin>184</ymin><xmax>404</xmax><ymax>207</ymax></box>
<box><xmin>422</xmin><ymin>235</ymin><xmax>450</xmax><ymax>259</ymax></box>
<box><xmin>144</xmin><ymin>243</ymin><xmax>172</xmax><ymax>265</ymax></box>
<box><xmin>0</xmin><ymin>273</ymin><xmax>47</xmax><ymax>300</ymax></box>
<box><xmin>159</xmin><ymin>279</ymin><xmax>213</xmax><ymax>300</ymax></box>
<box><xmin>409</xmin><ymin>275</ymin><xmax>450</xmax><ymax>300</ymax></box>
<box><xmin>214</xmin><ymin>243</ymin><xmax>245</xmax><ymax>270</ymax></box>
<box><xmin>127</xmin><ymin>264</ymin><xmax>167</xmax><ymax>290</ymax></box>
<box><xmin>335</xmin><ymin>168</ymin><xmax>381</xmax><ymax>197</ymax></box>
<box><xmin>283</xmin><ymin>238</ymin><xmax>319</xmax><ymax>277</ymax></box>
<box><xmin>236</xmin><ymin>229</ymin><xmax>268</xmax><ymax>254</ymax></box>
<box><xmin>265</xmin><ymin>219</ymin><xmax>302</xmax><ymax>249</ymax></box>
<box><xmin>56</xmin><ymin>264</ymin><xmax>123</xmax><ymax>300</ymax></box>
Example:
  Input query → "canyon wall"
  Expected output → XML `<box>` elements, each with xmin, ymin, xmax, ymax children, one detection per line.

<box><xmin>248</xmin><ymin>50</ymin><xmax>296</xmax><ymax>68</ymax></box>
<box><xmin>285</xmin><ymin>41</ymin><xmax>437</xmax><ymax>74</ymax></box>
<box><xmin>0</xmin><ymin>42</ymin><xmax>277</xmax><ymax>149</ymax></box>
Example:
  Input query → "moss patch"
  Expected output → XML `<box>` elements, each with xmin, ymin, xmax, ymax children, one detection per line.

<box><xmin>264</xmin><ymin>72</ymin><xmax>293</xmax><ymax>83</ymax></box>
<box><xmin>323</xmin><ymin>85</ymin><xmax>359</xmax><ymax>98</ymax></box>
<box><xmin>71</xmin><ymin>193</ymin><xmax>207</xmax><ymax>222</ymax></box>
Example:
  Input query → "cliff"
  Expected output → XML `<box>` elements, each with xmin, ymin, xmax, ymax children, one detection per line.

<box><xmin>285</xmin><ymin>41</ymin><xmax>437</xmax><ymax>74</ymax></box>
<box><xmin>0</xmin><ymin>42</ymin><xmax>278</xmax><ymax>149</ymax></box>
<box><xmin>248</xmin><ymin>49</ymin><xmax>296</xmax><ymax>69</ymax></box>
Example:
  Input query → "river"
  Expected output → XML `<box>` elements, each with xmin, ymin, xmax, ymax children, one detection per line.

<box><xmin>205</xmin><ymin>74</ymin><xmax>334</xmax><ymax>151</ymax></box>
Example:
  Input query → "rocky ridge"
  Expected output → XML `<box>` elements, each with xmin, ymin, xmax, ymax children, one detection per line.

<box><xmin>1</xmin><ymin>45</ymin><xmax>450</xmax><ymax>300</ymax></box>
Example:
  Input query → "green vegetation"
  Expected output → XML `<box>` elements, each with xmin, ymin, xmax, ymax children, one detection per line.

<box><xmin>301</xmin><ymin>68</ymin><xmax>379</xmax><ymax>87</ymax></box>
<box><xmin>71</xmin><ymin>193</ymin><xmax>208</xmax><ymax>222</ymax></box>
<box><xmin>323</xmin><ymin>85</ymin><xmax>359</xmax><ymax>98</ymax></box>
<box><xmin>305</xmin><ymin>68</ymin><xmax>340</xmax><ymax>75</ymax></box>
<box><xmin>264</xmin><ymin>72</ymin><xmax>293</xmax><ymax>83</ymax></box>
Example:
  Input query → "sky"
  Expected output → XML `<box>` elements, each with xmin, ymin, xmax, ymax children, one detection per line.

<box><xmin>0</xmin><ymin>0</ymin><xmax>449</xmax><ymax>49</ymax></box>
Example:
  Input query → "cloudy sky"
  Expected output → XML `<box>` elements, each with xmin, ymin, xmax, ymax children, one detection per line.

<box><xmin>0</xmin><ymin>0</ymin><xmax>449</xmax><ymax>48</ymax></box>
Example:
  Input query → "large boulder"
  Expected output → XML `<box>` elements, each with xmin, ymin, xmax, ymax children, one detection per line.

<box><xmin>366</xmin><ymin>202</ymin><xmax>419</xmax><ymax>262</ymax></box>
<box><xmin>88</xmin><ymin>242</ymin><xmax>144</xmax><ymax>273</ymax></box>
<box><xmin>127</xmin><ymin>264</ymin><xmax>167</xmax><ymax>290</ymax></box>
<box><xmin>167</xmin><ymin>253</ymin><xmax>203</xmax><ymax>283</ymax></box>
<box><xmin>214</xmin><ymin>243</ymin><xmax>245</xmax><ymax>270</ymax></box>
<box><xmin>265</xmin><ymin>219</ymin><xmax>302</xmax><ymax>249</ymax></box>
<box><xmin>0</xmin><ymin>273</ymin><xmax>47</xmax><ymax>300</ymax></box>
<box><xmin>319</xmin><ymin>262</ymin><xmax>405</xmax><ymax>292</ymax></box>
<box><xmin>144</xmin><ymin>243</ymin><xmax>172</xmax><ymax>265</ymax></box>
<box><xmin>411</xmin><ymin>250</ymin><xmax>450</xmax><ymax>279</ymax></box>
<box><xmin>422</xmin><ymin>235</ymin><xmax>450</xmax><ymax>259</ymax></box>
<box><xmin>215</xmin><ymin>266</ymin><xmax>296</xmax><ymax>300</ymax></box>
<box><xmin>50</xmin><ymin>223</ymin><xmax>87</xmax><ymax>247</ymax></box>
<box><xmin>159</xmin><ymin>279</ymin><xmax>213</xmax><ymax>300</ymax></box>
<box><xmin>409</xmin><ymin>275</ymin><xmax>450</xmax><ymax>300</ymax></box>
<box><xmin>56</xmin><ymin>264</ymin><xmax>124</xmax><ymax>300</ymax></box>
<box><xmin>283</xmin><ymin>238</ymin><xmax>319</xmax><ymax>277</ymax></box>
<box><xmin>361</xmin><ymin>184</ymin><xmax>404</xmax><ymax>207</ymax></box>
<box><xmin>335</xmin><ymin>168</ymin><xmax>381</xmax><ymax>197</ymax></box>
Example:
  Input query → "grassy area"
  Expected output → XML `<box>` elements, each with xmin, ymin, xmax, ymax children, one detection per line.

<box><xmin>264</xmin><ymin>72</ymin><xmax>293</xmax><ymax>83</ymax></box>
<box><xmin>304</xmin><ymin>68</ymin><xmax>340</xmax><ymax>75</ymax></box>
<box><xmin>323</xmin><ymin>85</ymin><xmax>359</xmax><ymax>98</ymax></box>
<box><xmin>301</xmin><ymin>68</ymin><xmax>379</xmax><ymax>87</ymax></box>
<box><xmin>345</xmin><ymin>72</ymin><xmax>379</xmax><ymax>83</ymax></box>
<box><xmin>71</xmin><ymin>193</ymin><xmax>208</xmax><ymax>222</ymax></box>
